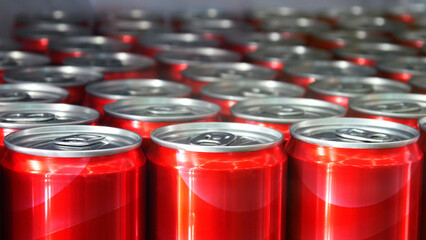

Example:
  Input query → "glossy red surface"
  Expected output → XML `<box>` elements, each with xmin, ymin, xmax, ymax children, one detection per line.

<box><xmin>339</xmin><ymin>56</ymin><xmax>376</xmax><ymax>67</ymax></box>
<box><xmin>396</xmin><ymin>39</ymin><xmax>424</xmax><ymax>49</ymax></box>
<box><xmin>0</xmin><ymin>148</ymin><xmax>146</xmax><ymax>240</ymax></box>
<box><xmin>15</xmin><ymin>37</ymin><xmax>50</xmax><ymax>53</ymax></box>
<box><xmin>106</xmin><ymin>34</ymin><xmax>139</xmax><ymax>50</ymax></box>
<box><xmin>418</xmin><ymin>129</ymin><xmax>426</xmax><ymax>240</ymax></box>
<box><xmin>230</xmin><ymin>116</ymin><xmax>291</xmax><ymax>143</ymax></box>
<box><xmin>250</xmin><ymin>60</ymin><xmax>285</xmax><ymax>78</ymax></box>
<box><xmin>64</xmin><ymin>85</ymin><xmax>87</xmax><ymax>104</ymax></box>
<box><xmin>227</xmin><ymin>43</ymin><xmax>257</xmax><ymax>55</ymax></box>
<box><xmin>378</xmin><ymin>70</ymin><xmax>414</xmax><ymax>83</ymax></box>
<box><xmin>48</xmin><ymin>50</ymin><xmax>84</xmax><ymax>65</ymax></box>
<box><xmin>309</xmin><ymin>38</ymin><xmax>345</xmax><ymax>51</ymax></box>
<box><xmin>83</xmin><ymin>94</ymin><xmax>116</xmax><ymax>118</ymax></box>
<box><xmin>199</xmin><ymin>95</ymin><xmax>237</xmax><ymax>121</ymax></box>
<box><xmin>146</xmin><ymin>144</ymin><xmax>287</xmax><ymax>240</ymax></box>
<box><xmin>347</xmin><ymin>110</ymin><xmax>420</xmax><ymax>129</ymax></box>
<box><xmin>103</xmin><ymin>68</ymin><xmax>157</xmax><ymax>81</ymax></box>
<box><xmin>0</xmin><ymin>70</ymin><xmax>5</xmax><ymax>84</ymax></box>
<box><xmin>306</xmin><ymin>90</ymin><xmax>351</xmax><ymax>109</ymax></box>
<box><xmin>138</xmin><ymin>46</ymin><xmax>162</xmax><ymax>58</ymax></box>
<box><xmin>286</xmin><ymin>139</ymin><xmax>423</xmax><ymax>240</ymax></box>
<box><xmin>281</xmin><ymin>73</ymin><xmax>316</xmax><ymax>89</ymax></box>
<box><xmin>156</xmin><ymin>61</ymin><xmax>188</xmax><ymax>82</ymax></box>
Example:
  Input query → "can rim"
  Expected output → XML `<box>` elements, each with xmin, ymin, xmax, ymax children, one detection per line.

<box><xmin>0</xmin><ymin>51</ymin><xmax>50</xmax><ymax>71</ymax></box>
<box><xmin>0</xmin><ymin>83</ymin><xmax>69</xmax><ymax>103</ymax></box>
<box><xmin>376</xmin><ymin>57</ymin><xmax>426</xmax><ymax>75</ymax></box>
<box><xmin>48</xmin><ymin>36</ymin><xmax>131</xmax><ymax>53</ymax></box>
<box><xmin>14</xmin><ymin>23</ymin><xmax>91</xmax><ymax>40</ymax></box>
<box><xmin>156</xmin><ymin>47</ymin><xmax>241</xmax><ymax>65</ymax></box>
<box><xmin>409</xmin><ymin>76</ymin><xmax>426</xmax><ymax>90</ymax></box>
<box><xmin>139</xmin><ymin>33</ymin><xmax>219</xmax><ymax>49</ymax></box>
<box><xmin>246</xmin><ymin>45</ymin><xmax>331</xmax><ymax>62</ymax></box>
<box><xmin>334</xmin><ymin>43</ymin><xmax>417</xmax><ymax>60</ymax></box>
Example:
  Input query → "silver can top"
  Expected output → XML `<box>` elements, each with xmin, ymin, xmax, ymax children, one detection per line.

<box><xmin>247</xmin><ymin>45</ymin><xmax>331</xmax><ymax>63</ymax></box>
<box><xmin>0</xmin><ymin>83</ymin><xmax>69</xmax><ymax>103</ymax></box>
<box><xmin>349</xmin><ymin>93</ymin><xmax>426</xmax><ymax>119</ymax></box>
<box><xmin>377</xmin><ymin>57</ymin><xmax>426</xmax><ymax>75</ymax></box>
<box><xmin>231</xmin><ymin>98</ymin><xmax>346</xmax><ymax>124</ymax></box>
<box><xmin>200</xmin><ymin>79</ymin><xmax>305</xmax><ymax>101</ymax></box>
<box><xmin>156</xmin><ymin>47</ymin><xmax>241</xmax><ymax>65</ymax></box>
<box><xmin>261</xmin><ymin>17</ymin><xmax>331</xmax><ymax>34</ymax></box>
<box><xmin>4</xmin><ymin>125</ymin><xmax>142</xmax><ymax>157</ymax></box>
<box><xmin>98</xmin><ymin>20</ymin><xmax>171</xmax><ymax>36</ymax></box>
<box><xmin>182</xmin><ymin>62</ymin><xmax>276</xmax><ymax>83</ymax></box>
<box><xmin>226</xmin><ymin>32</ymin><xmax>305</xmax><ymax>48</ymax></box>
<box><xmin>0</xmin><ymin>103</ymin><xmax>98</xmax><ymax>129</ymax></box>
<box><xmin>151</xmin><ymin>122</ymin><xmax>283</xmax><ymax>152</ymax></box>
<box><xmin>139</xmin><ymin>33</ymin><xmax>219</xmax><ymax>49</ymax></box>
<box><xmin>396</xmin><ymin>30</ymin><xmax>426</xmax><ymax>42</ymax></box>
<box><xmin>290</xmin><ymin>117</ymin><xmax>419</xmax><ymax>149</ymax></box>
<box><xmin>313</xmin><ymin>30</ymin><xmax>390</xmax><ymax>44</ymax></box>
<box><xmin>409</xmin><ymin>76</ymin><xmax>426</xmax><ymax>90</ymax></box>
<box><xmin>3</xmin><ymin>66</ymin><xmax>103</xmax><ymax>87</ymax></box>
<box><xmin>86</xmin><ymin>79</ymin><xmax>191</xmax><ymax>100</ymax></box>
<box><xmin>387</xmin><ymin>3</ymin><xmax>426</xmax><ymax>16</ymax></box>
<box><xmin>337</xmin><ymin>16</ymin><xmax>407</xmax><ymax>33</ymax></box>
<box><xmin>181</xmin><ymin>19</ymin><xmax>253</xmax><ymax>35</ymax></box>
<box><xmin>308</xmin><ymin>76</ymin><xmax>411</xmax><ymax>98</ymax></box>
<box><xmin>335</xmin><ymin>43</ymin><xmax>418</xmax><ymax>61</ymax></box>
<box><xmin>63</xmin><ymin>52</ymin><xmax>154</xmax><ymax>73</ymax></box>
<box><xmin>283</xmin><ymin>60</ymin><xmax>376</xmax><ymax>79</ymax></box>
<box><xmin>115</xmin><ymin>9</ymin><xmax>163</xmax><ymax>22</ymax></box>
<box><xmin>173</xmin><ymin>8</ymin><xmax>236</xmax><ymax>22</ymax></box>
<box><xmin>104</xmin><ymin>97</ymin><xmax>220</xmax><ymax>122</ymax></box>
<box><xmin>0</xmin><ymin>51</ymin><xmax>49</xmax><ymax>71</ymax></box>
<box><xmin>14</xmin><ymin>23</ymin><xmax>91</xmax><ymax>40</ymax></box>
<box><xmin>0</xmin><ymin>39</ymin><xmax>21</xmax><ymax>51</ymax></box>
<box><xmin>15</xmin><ymin>10</ymin><xmax>89</xmax><ymax>25</ymax></box>
<box><xmin>246</xmin><ymin>6</ymin><xmax>308</xmax><ymax>20</ymax></box>
<box><xmin>317</xmin><ymin>6</ymin><xmax>382</xmax><ymax>20</ymax></box>
<box><xmin>48</xmin><ymin>36</ymin><xmax>131</xmax><ymax>53</ymax></box>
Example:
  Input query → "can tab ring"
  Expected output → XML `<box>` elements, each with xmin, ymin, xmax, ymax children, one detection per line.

<box><xmin>0</xmin><ymin>91</ymin><xmax>31</xmax><ymax>102</ymax></box>
<box><xmin>335</xmin><ymin>128</ymin><xmax>395</xmax><ymax>143</ymax></box>
<box><xmin>327</xmin><ymin>83</ymin><xmax>373</xmax><ymax>94</ymax></box>
<box><xmin>239</xmin><ymin>87</ymin><xmax>275</xmax><ymax>97</ymax></box>
<box><xmin>0</xmin><ymin>112</ymin><xmax>55</xmax><ymax>122</ymax></box>
<box><xmin>146</xmin><ymin>105</ymin><xmax>192</xmax><ymax>115</ymax></box>
<box><xmin>368</xmin><ymin>102</ymin><xmax>421</xmax><ymax>113</ymax></box>
<box><xmin>190</xmin><ymin>132</ymin><xmax>237</xmax><ymax>146</ymax></box>
<box><xmin>0</xmin><ymin>57</ymin><xmax>19</xmax><ymax>66</ymax></box>
<box><xmin>262</xmin><ymin>105</ymin><xmax>305</xmax><ymax>116</ymax></box>
<box><xmin>53</xmin><ymin>134</ymin><xmax>106</xmax><ymax>147</ymax></box>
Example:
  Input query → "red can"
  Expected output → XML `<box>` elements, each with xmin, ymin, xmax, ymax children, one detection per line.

<box><xmin>417</xmin><ymin>117</ymin><xmax>426</xmax><ymax>240</ymax></box>
<box><xmin>245</xmin><ymin>6</ymin><xmax>307</xmax><ymax>29</ymax></box>
<box><xmin>386</xmin><ymin>4</ymin><xmax>426</xmax><ymax>25</ymax></box>
<box><xmin>172</xmin><ymin>8</ymin><xmax>236</xmax><ymax>31</ymax></box>
<box><xmin>200</xmin><ymin>79</ymin><xmax>305</xmax><ymax>120</ymax></box>
<box><xmin>63</xmin><ymin>52</ymin><xmax>156</xmax><ymax>80</ymax></box>
<box><xmin>155</xmin><ymin>47</ymin><xmax>241</xmax><ymax>82</ymax></box>
<box><xmin>13</xmin><ymin>23</ymin><xmax>91</xmax><ymax>53</ymax></box>
<box><xmin>334</xmin><ymin>43</ymin><xmax>418</xmax><ymax>67</ymax></box>
<box><xmin>182</xmin><ymin>62</ymin><xmax>276</xmax><ymax>97</ymax></box>
<box><xmin>230</xmin><ymin>97</ymin><xmax>346</xmax><ymax>142</ymax></box>
<box><xmin>147</xmin><ymin>122</ymin><xmax>286</xmax><ymax>240</ymax></box>
<box><xmin>336</xmin><ymin>16</ymin><xmax>407</xmax><ymax>36</ymax></box>
<box><xmin>307</xmin><ymin>76</ymin><xmax>411</xmax><ymax>109</ymax></box>
<box><xmin>409</xmin><ymin>76</ymin><xmax>426</xmax><ymax>94</ymax></box>
<box><xmin>394</xmin><ymin>30</ymin><xmax>426</xmax><ymax>49</ymax></box>
<box><xmin>103</xmin><ymin>97</ymin><xmax>220</xmax><ymax>149</ymax></box>
<box><xmin>3</xmin><ymin>66</ymin><xmax>103</xmax><ymax>104</ymax></box>
<box><xmin>348</xmin><ymin>93</ymin><xmax>426</xmax><ymax>129</ymax></box>
<box><xmin>0</xmin><ymin>38</ymin><xmax>21</xmax><ymax>51</ymax></box>
<box><xmin>282</xmin><ymin>60</ymin><xmax>376</xmax><ymax>89</ymax></box>
<box><xmin>84</xmin><ymin>79</ymin><xmax>192</xmax><ymax>117</ymax></box>
<box><xmin>286</xmin><ymin>117</ymin><xmax>423</xmax><ymax>240</ymax></box>
<box><xmin>14</xmin><ymin>10</ymin><xmax>90</xmax><ymax>29</ymax></box>
<box><xmin>47</xmin><ymin>36</ymin><xmax>132</xmax><ymax>65</ymax></box>
<box><xmin>1</xmin><ymin>125</ymin><xmax>145</xmax><ymax>239</ymax></box>
<box><xmin>138</xmin><ymin>33</ymin><xmax>219</xmax><ymax>58</ymax></box>
<box><xmin>377</xmin><ymin>57</ymin><xmax>426</xmax><ymax>82</ymax></box>
<box><xmin>0</xmin><ymin>51</ymin><xmax>49</xmax><ymax>83</ymax></box>
<box><xmin>0</xmin><ymin>83</ymin><xmax>69</xmax><ymax>103</ymax></box>
<box><xmin>317</xmin><ymin>6</ymin><xmax>382</xmax><ymax>26</ymax></box>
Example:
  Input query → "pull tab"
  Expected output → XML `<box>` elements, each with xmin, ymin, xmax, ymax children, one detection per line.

<box><xmin>53</xmin><ymin>134</ymin><xmax>106</xmax><ymax>147</ymax></box>
<box><xmin>328</xmin><ymin>83</ymin><xmax>373</xmax><ymax>94</ymax></box>
<box><xmin>216</xmin><ymin>69</ymin><xmax>248</xmax><ymax>79</ymax></box>
<box><xmin>335</xmin><ymin>128</ymin><xmax>395</xmax><ymax>143</ymax></box>
<box><xmin>369</xmin><ymin>102</ymin><xmax>421</xmax><ymax>113</ymax></box>
<box><xmin>0</xmin><ymin>112</ymin><xmax>55</xmax><ymax>122</ymax></box>
<box><xmin>0</xmin><ymin>91</ymin><xmax>30</xmax><ymax>102</ymax></box>
<box><xmin>145</xmin><ymin>105</ymin><xmax>193</xmax><ymax>115</ymax></box>
<box><xmin>43</xmin><ymin>73</ymin><xmax>76</xmax><ymax>83</ymax></box>
<box><xmin>88</xmin><ymin>59</ymin><xmax>124</xmax><ymax>67</ymax></box>
<box><xmin>126</xmin><ymin>87</ymin><xmax>165</xmax><ymax>96</ymax></box>
<box><xmin>239</xmin><ymin>87</ymin><xmax>276</xmax><ymax>97</ymax></box>
<box><xmin>190</xmin><ymin>132</ymin><xmax>237</xmax><ymax>146</ymax></box>
<box><xmin>262</xmin><ymin>105</ymin><xmax>305</xmax><ymax>117</ymax></box>
<box><xmin>0</xmin><ymin>57</ymin><xmax>19</xmax><ymax>66</ymax></box>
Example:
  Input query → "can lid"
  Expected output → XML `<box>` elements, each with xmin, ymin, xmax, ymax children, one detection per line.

<box><xmin>290</xmin><ymin>117</ymin><xmax>419</xmax><ymax>149</ymax></box>
<box><xmin>0</xmin><ymin>83</ymin><xmax>69</xmax><ymax>103</ymax></box>
<box><xmin>48</xmin><ymin>36</ymin><xmax>131</xmax><ymax>53</ymax></box>
<box><xmin>4</xmin><ymin>125</ymin><xmax>141</xmax><ymax>157</ymax></box>
<box><xmin>409</xmin><ymin>76</ymin><xmax>426</xmax><ymax>90</ymax></box>
<box><xmin>226</xmin><ymin>32</ymin><xmax>305</xmax><ymax>47</ymax></box>
<box><xmin>63</xmin><ymin>52</ymin><xmax>154</xmax><ymax>73</ymax></box>
<box><xmin>200</xmin><ymin>79</ymin><xmax>305</xmax><ymax>101</ymax></box>
<box><xmin>335</xmin><ymin>43</ymin><xmax>417</xmax><ymax>61</ymax></box>
<box><xmin>0</xmin><ymin>51</ymin><xmax>49</xmax><ymax>71</ymax></box>
<box><xmin>377</xmin><ymin>57</ymin><xmax>426</xmax><ymax>75</ymax></box>
<box><xmin>261</xmin><ymin>17</ymin><xmax>331</xmax><ymax>33</ymax></box>
<box><xmin>181</xmin><ymin>19</ymin><xmax>253</xmax><ymax>35</ymax></box>
<box><xmin>283</xmin><ymin>60</ymin><xmax>376</xmax><ymax>79</ymax></box>
<box><xmin>337</xmin><ymin>16</ymin><xmax>407</xmax><ymax>33</ymax></box>
<box><xmin>313</xmin><ymin>30</ymin><xmax>389</xmax><ymax>44</ymax></box>
<box><xmin>247</xmin><ymin>45</ymin><xmax>331</xmax><ymax>63</ymax></box>
<box><xmin>396</xmin><ymin>30</ymin><xmax>426</xmax><ymax>42</ymax></box>
<box><xmin>156</xmin><ymin>47</ymin><xmax>241</xmax><ymax>65</ymax></box>
<box><xmin>349</xmin><ymin>93</ymin><xmax>426</xmax><ymax>119</ymax></box>
<box><xmin>387</xmin><ymin>3</ymin><xmax>426</xmax><ymax>16</ymax></box>
<box><xmin>104</xmin><ymin>97</ymin><xmax>220</xmax><ymax>122</ymax></box>
<box><xmin>418</xmin><ymin>116</ymin><xmax>426</xmax><ymax>133</ymax></box>
<box><xmin>3</xmin><ymin>66</ymin><xmax>103</xmax><ymax>87</ymax></box>
<box><xmin>86</xmin><ymin>79</ymin><xmax>191</xmax><ymax>100</ymax></box>
<box><xmin>182</xmin><ymin>62</ymin><xmax>276</xmax><ymax>83</ymax></box>
<box><xmin>317</xmin><ymin>6</ymin><xmax>382</xmax><ymax>19</ymax></box>
<box><xmin>173</xmin><ymin>8</ymin><xmax>236</xmax><ymax>21</ymax></box>
<box><xmin>0</xmin><ymin>39</ymin><xmax>21</xmax><ymax>51</ymax></box>
<box><xmin>15</xmin><ymin>10</ymin><xmax>89</xmax><ymax>25</ymax></box>
<box><xmin>308</xmin><ymin>76</ymin><xmax>411</xmax><ymax>98</ymax></box>
<box><xmin>139</xmin><ymin>33</ymin><xmax>219</xmax><ymax>49</ymax></box>
<box><xmin>247</xmin><ymin>6</ymin><xmax>308</xmax><ymax>20</ymax></box>
<box><xmin>14</xmin><ymin>23</ymin><xmax>91</xmax><ymax>40</ymax></box>
<box><xmin>231</xmin><ymin>97</ymin><xmax>346</xmax><ymax>124</ymax></box>
<box><xmin>0</xmin><ymin>103</ymin><xmax>98</xmax><ymax>129</ymax></box>
<box><xmin>151</xmin><ymin>122</ymin><xmax>283</xmax><ymax>152</ymax></box>
<box><xmin>115</xmin><ymin>9</ymin><xmax>163</xmax><ymax>22</ymax></box>
<box><xmin>98</xmin><ymin>20</ymin><xmax>171</xmax><ymax>36</ymax></box>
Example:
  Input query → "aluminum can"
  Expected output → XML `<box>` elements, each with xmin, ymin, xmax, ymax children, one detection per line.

<box><xmin>377</xmin><ymin>57</ymin><xmax>426</xmax><ymax>82</ymax></box>
<box><xmin>48</xmin><ymin>36</ymin><xmax>131</xmax><ymax>64</ymax></box>
<box><xmin>287</xmin><ymin>118</ymin><xmax>422</xmax><ymax>240</ymax></box>
<box><xmin>13</xmin><ymin>23</ymin><xmax>91</xmax><ymax>53</ymax></box>
<box><xmin>334</xmin><ymin>43</ymin><xmax>418</xmax><ymax>67</ymax></box>
<box><xmin>3</xmin><ymin>66</ymin><xmax>103</xmax><ymax>104</ymax></box>
<box><xmin>282</xmin><ymin>60</ymin><xmax>376</xmax><ymax>89</ymax></box>
<box><xmin>1</xmin><ymin>125</ymin><xmax>145</xmax><ymax>239</ymax></box>
<box><xmin>348</xmin><ymin>93</ymin><xmax>426</xmax><ymax>129</ymax></box>
<box><xmin>14</xmin><ymin>10</ymin><xmax>89</xmax><ymax>28</ymax></box>
<box><xmin>317</xmin><ymin>6</ymin><xmax>383</xmax><ymax>26</ymax></box>
<box><xmin>181</xmin><ymin>62</ymin><xmax>276</xmax><ymax>96</ymax></box>
<box><xmin>200</xmin><ymin>79</ymin><xmax>305</xmax><ymax>120</ymax></box>
<box><xmin>84</xmin><ymin>79</ymin><xmax>191</xmax><ymax>117</ymax></box>
<box><xmin>147</xmin><ymin>122</ymin><xmax>286</xmax><ymax>240</ymax></box>
<box><xmin>310</xmin><ymin>30</ymin><xmax>389</xmax><ymax>51</ymax></box>
<box><xmin>155</xmin><ymin>47</ymin><xmax>241</xmax><ymax>82</ymax></box>
<box><xmin>138</xmin><ymin>33</ymin><xmax>219</xmax><ymax>58</ymax></box>
<box><xmin>417</xmin><ymin>117</ymin><xmax>426</xmax><ymax>240</ymax></box>
<box><xmin>114</xmin><ymin>9</ymin><xmax>164</xmax><ymax>23</ymax></box>
<box><xmin>0</xmin><ymin>51</ymin><xmax>49</xmax><ymax>83</ymax></box>
<box><xmin>0</xmin><ymin>83</ymin><xmax>69</xmax><ymax>103</ymax></box>
<box><xmin>172</xmin><ymin>8</ymin><xmax>237</xmax><ymax>31</ymax></box>
<box><xmin>307</xmin><ymin>76</ymin><xmax>411</xmax><ymax>109</ymax></box>
<box><xmin>230</xmin><ymin>98</ymin><xmax>346</xmax><ymax>142</ymax></box>
<box><xmin>336</xmin><ymin>16</ymin><xmax>407</xmax><ymax>36</ymax></box>
<box><xmin>63</xmin><ymin>52</ymin><xmax>156</xmax><ymax>80</ymax></box>
<box><xmin>394</xmin><ymin>30</ymin><xmax>426</xmax><ymax>49</ymax></box>
<box><xmin>409</xmin><ymin>76</ymin><xmax>426</xmax><ymax>94</ymax></box>
<box><xmin>0</xmin><ymin>38</ymin><xmax>21</xmax><ymax>51</ymax></box>
<box><xmin>103</xmin><ymin>97</ymin><xmax>221</xmax><ymax>149</ymax></box>
<box><xmin>245</xmin><ymin>6</ymin><xmax>307</xmax><ymax>29</ymax></box>
<box><xmin>386</xmin><ymin>4</ymin><xmax>426</xmax><ymax>25</ymax></box>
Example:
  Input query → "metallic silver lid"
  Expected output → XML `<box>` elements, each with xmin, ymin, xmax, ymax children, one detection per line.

<box><xmin>151</xmin><ymin>122</ymin><xmax>283</xmax><ymax>153</ymax></box>
<box><xmin>317</xmin><ymin>6</ymin><xmax>382</xmax><ymax>19</ymax></box>
<box><xmin>139</xmin><ymin>33</ymin><xmax>219</xmax><ymax>49</ymax></box>
<box><xmin>63</xmin><ymin>52</ymin><xmax>154</xmax><ymax>73</ymax></box>
<box><xmin>98</xmin><ymin>20</ymin><xmax>171</xmax><ymax>36</ymax></box>
<box><xmin>418</xmin><ymin>116</ymin><xmax>426</xmax><ymax>133</ymax></box>
<box><xmin>377</xmin><ymin>57</ymin><xmax>426</xmax><ymax>75</ymax></box>
<box><xmin>3</xmin><ymin>66</ymin><xmax>103</xmax><ymax>87</ymax></box>
<box><xmin>15</xmin><ymin>10</ymin><xmax>89</xmax><ymax>25</ymax></box>
<box><xmin>48</xmin><ymin>36</ymin><xmax>131</xmax><ymax>53</ymax></box>
<box><xmin>14</xmin><ymin>23</ymin><xmax>91</xmax><ymax>40</ymax></box>
<box><xmin>246</xmin><ymin>6</ymin><xmax>308</xmax><ymax>20</ymax></box>
<box><xmin>396</xmin><ymin>30</ymin><xmax>426</xmax><ymax>42</ymax></box>
<box><xmin>349</xmin><ymin>93</ymin><xmax>426</xmax><ymax>119</ymax></box>
<box><xmin>156</xmin><ymin>47</ymin><xmax>241</xmax><ymax>65</ymax></box>
<box><xmin>115</xmin><ymin>9</ymin><xmax>163</xmax><ymax>22</ymax></box>
<box><xmin>337</xmin><ymin>16</ymin><xmax>407</xmax><ymax>33</ymax></box>
<box><xmin>86</xmin><ymin>79</ymin><xmax>191</xmax><ymax>100</ymax></box>
<box><xmin>0</xmin><ymin>83</ymin><xmax>69</xmax><ymax>103</ymax></box>
<box><xmin>173</xmin><ymin>8</ymin><xmax>236</xmax><ymax>21</ymax></box>
<box><xmin>0</xmin><ymin>51</ymin><xmax>49</xmax><ymax>71</ymax></box>
<box><xmin>308</xmin><ymin>76</ymin><xmax>411</xmax><ymax>98</ymax></box>
<box><xmin>104</xmin><ymin>97</ymin><xmax>220</xmax><ymax>122</ymax></box>
<box><xmin>283</xmin><ymin>60</ymin><xmax>376</xmax><ymax>79</ymax></box>
<box><xmin>335</xmin><ymin>43</ymin><xmax>417</xmax><ymax>60</ymax></box>
<box><xmin>226</xmin><ymin>32</ymin><xmax>305</xmax><ymax>47</ymax></box>
<box><xmin>4</xmin><ymin>125</ymin><xmax>142</xmax><ymax>157</ymax></box>
<box><xmin>231</xmin><ymin>97</ymin><xmax>346</xmax><ymax>124</ymax></box>
<box><xmin>181</xmin><ymin>62</ymin><xmax>276</xmax><ymax>83</ymax></box>
<box><xmin>290</xmin><ymin>117</ymin><xmax>419</xmax><ymax>149</ymax></box>
<box><xmin>409</xmin><ymin>76</ymin><xmax>426</xmax><ymax>90</ymax></box>
<box><xmin>181</xmin><ymin>19</ymin><xmax>253</xmax><ymax>34</ymax></box>
<box><xmin>313</xmin><ymin>30</ymin><xmax>389</xmax><ymax>43</ymax></box>
<box><xmin>261</xmin><ymin>17</ymin><xmax>331</xmax><ymax>33</ymax></box>
<box><xmin>247</xmin><ymin>45</ymin><xmax>331</xmax><ymax>62</ymax></box>
<box><xmin>387</xmin><ymin>3</ymin><xmax>426</xmax><ymax>16</ymax></box>
<box><xmin>200</xmin><ymin>79</ymin><xmax>305</xmax><ymax>101</ymax></box>
<box><xmin>0</xmin><ymin>103</ymin><xmax>98</xmax><ymax>129</ymax></box>
<box><xmin>0</xmin><ymin>39</ymin><xmax>21</xmax><ymax>51</ymax></box>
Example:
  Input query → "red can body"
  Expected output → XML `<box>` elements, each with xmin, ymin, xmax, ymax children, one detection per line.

<box><xmin>200</xmin><ymin>95</ymin><xmax>236</xmax><ymax>120</ymax></box>
<box><xmin>378</xmin><ymin>71</ymin><xmax>413</xmax><ymax>83</ymax></box>
<box><xmin>156</xmin><ymin>61</ymin><xmax>189</xmax><ymax>82</ymax></box>
<box><xmin>103</xmin><ymin>69</ymin><xmax>157</xmax><ymax>80</ymax></box>
<box><xmin>48</xmin><ymin>49</ymin><xmax>84</xmax><ymax>65</ymax></box>
<box><xmin>418</xmin><ymin>120</ymin><xmax>426</xmax><ymax>240</ymax></box>
<box><xmin>306</xmin><ymin>91</ymin><xmax>351</xmax><ymax>109</ymax></box>
<box><xmin>15</xmin><ymin>37</ymin><xmax>50</xmax><ymax>53</ymax></box>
